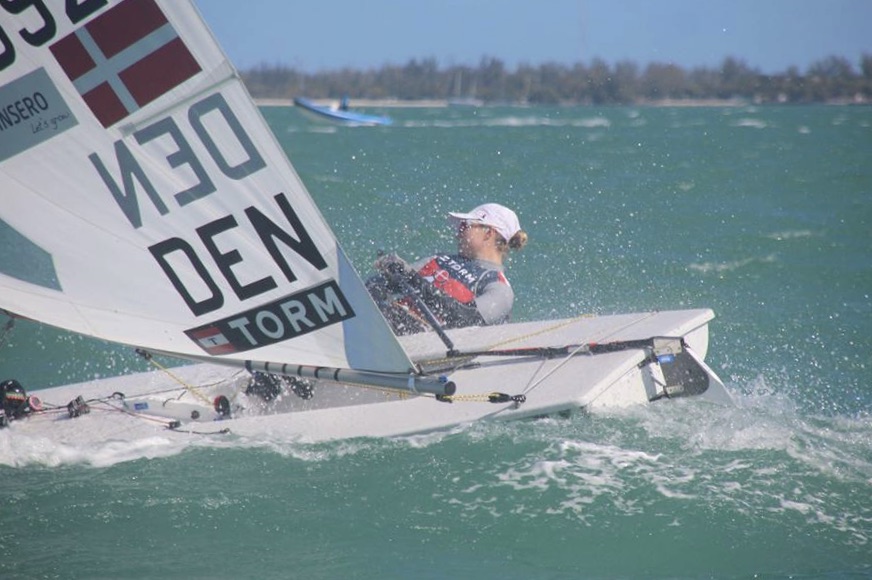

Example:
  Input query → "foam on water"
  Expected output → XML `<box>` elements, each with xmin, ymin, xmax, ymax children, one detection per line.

<box><xmin>1</xmin><ymin>424</ymin><xmax>230</xmax><ymax>468</ymax></box>
<box><xmin>688</xmin><ymin>253</ymin><xmax>778</xmax><ymax>274</ymax></box>
<box><xmin>11</xmin><ymin>435</ymin><xmax>187</xmax><ymax>469</ymax></box>
<box><xmin>356</xmin><ymin>381</ymin><xmax>871</xmax><ymax>545</ymax></box>
<box><xmin>765</xmin><ymin>229</ymin><xmax>819</xmax><ymax>240</ymax></box>
<box><xmin>733</xmin><ymin>118</ymin><xmax>769</xmax><ymax>129</ymax></box>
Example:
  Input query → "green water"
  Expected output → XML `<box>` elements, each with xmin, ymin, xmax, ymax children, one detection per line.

<box><xmin>2</xmin><ymin>104</ymin><xmax>871</xmax><ymax>578</ymax></box>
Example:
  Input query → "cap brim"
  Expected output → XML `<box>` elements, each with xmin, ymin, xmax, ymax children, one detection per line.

<box><xmin>447</xmin><ymin>211</ymin><xmax>480</xmax><ymax>224</ymax></box>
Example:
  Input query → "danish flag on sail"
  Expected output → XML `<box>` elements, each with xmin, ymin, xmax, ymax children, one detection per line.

<box><xmin>49</xmin><ymin>0</ymin><xmax>201</xmax><ymax>127</ymax></box>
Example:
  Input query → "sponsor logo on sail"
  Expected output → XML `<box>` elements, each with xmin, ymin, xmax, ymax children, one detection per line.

<box><xmin>49</xmin><ymin>0</ymin><xmax>201</xmax><ymax>128</ymax></box>
<box><xmin>185</xmin><ymin>281</ymin><xmax>355</xmax><ymax>355</ymax></box>
<box><xmin>0</xmin><ymin>68</ymin><xmax>78</xmax><ymax>162</ymax></box>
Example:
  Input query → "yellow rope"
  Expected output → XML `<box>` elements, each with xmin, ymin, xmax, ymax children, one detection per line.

<box><xmin>485</xmin><ymin>313</ymin><xmax>596</xmax><ymax>349</ymax></box>
<box><xmin>437</xmin><ymin>393</ymin><xmax>504</xmax><ymax>403</ymax></box>
<box><xmin>419</xmin><ymin>312</ymin><xmax>596</xmax><ymax>366</ymax></box>
<box><xmin>141</xmin><ymin>356</ymin><xmax>214</xmax><ymax>406</ymax></box>
<box><xmin>437</xmin><ymin>393</ymin><xmax>494</xmax><ymax>403</ymax></box>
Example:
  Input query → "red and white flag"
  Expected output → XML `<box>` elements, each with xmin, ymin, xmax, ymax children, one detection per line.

<box><xmin>50</xmin><ymin>0</ymin><xmax>201</xmax><ymax>127</ymax></box>
<box><xmin>187</xmin><ymin>325</ymin><xmax>236</xmax><ymax>356</ymax></box>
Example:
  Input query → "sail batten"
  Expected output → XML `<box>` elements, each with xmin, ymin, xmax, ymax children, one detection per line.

<box><xmin>0</xmin><ymin>0</ymin><xmax>412</xmax><ymax>375</ymax></box>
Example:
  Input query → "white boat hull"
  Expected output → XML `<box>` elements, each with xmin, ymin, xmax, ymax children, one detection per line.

<box><xmin>4</xmin><ymin>309</ymin><xmax>732</xmax><ymax>445</ymax></box>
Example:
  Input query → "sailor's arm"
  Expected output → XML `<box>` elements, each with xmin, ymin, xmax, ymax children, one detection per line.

<box><xmin>472</xmin><ymin>281</ymin><xmax>514</xmax><ymax>325</ymax></box>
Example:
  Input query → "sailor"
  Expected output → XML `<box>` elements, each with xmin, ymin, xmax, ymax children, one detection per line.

<box><xmin>366</xmin><ymin>203</ymin><xmax>528</xmax><ymax>335</ymax></box>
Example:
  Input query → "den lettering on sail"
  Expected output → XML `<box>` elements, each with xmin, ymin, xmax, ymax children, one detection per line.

<box><xmin>87</xmin><ymin>91</ymin><xmax>354</xmax><ymax>352</ymax></box>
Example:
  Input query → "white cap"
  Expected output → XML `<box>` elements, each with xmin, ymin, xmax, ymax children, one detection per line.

<box><xmin>448</xmin><ymin>203</ymin><xmax>521</xmax><ymax>242</ymax></box>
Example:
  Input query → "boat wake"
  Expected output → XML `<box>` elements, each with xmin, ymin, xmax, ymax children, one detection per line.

<box><xmin>412</xmin><ymin>385</ymin><xmax>872</xmax><ymax>548</ymax></box>
<box><xmin>5</xmin><ymin>375</ymin><xmax>871</xmax><ymax>480</ymax></box>
<box><xmin>4</xmin><ymin>372</ymin><xmax>872</xmax><ymax>549</ymax></box>
<box><xmin>3</xmin><ymin>432</ymin><xmax>195</xmax><ymax>469</ymax></box>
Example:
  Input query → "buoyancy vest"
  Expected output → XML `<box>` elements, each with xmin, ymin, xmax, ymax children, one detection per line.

<box><xmin>417</xmin><ymin>254</ymin><xmax>508</xmax><ymax>304</ymax></box>
<box><xmin>404</xmin><ymin>254</ymin><xmax>510</xmax><ymax>328</ymax></box>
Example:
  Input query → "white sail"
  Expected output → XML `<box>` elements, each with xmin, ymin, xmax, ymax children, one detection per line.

<box><xmin>0</xmin><ymin>0</ymin><xmax>412</xmax><ymax>375</ymax></box>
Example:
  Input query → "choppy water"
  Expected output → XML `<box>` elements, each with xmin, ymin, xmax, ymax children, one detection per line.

<box><xmin>2</xmin><ymin>104</ymin><xmax>871</xmax><ymax>578</ymax></box>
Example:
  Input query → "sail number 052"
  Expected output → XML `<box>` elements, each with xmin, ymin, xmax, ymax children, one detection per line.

<box><xmin>0</xmin><ymin>0</ymin><xmax>107</xmax><ymax>71</ymax></box>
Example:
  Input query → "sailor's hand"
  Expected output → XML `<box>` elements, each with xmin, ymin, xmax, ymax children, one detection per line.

<box><xmin>374</xmin><ymin>253</ymin><xmax>411</xmax><ymax>277</ymax></box>
<box><xmin>374</xmin><ymin>253</ymin><xmax>417</xmax><ymax>292</ymax></box>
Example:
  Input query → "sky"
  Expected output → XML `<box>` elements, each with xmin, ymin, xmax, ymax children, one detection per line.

<box><xmin>197</xmin><ymin>0</ymin><xmax>872</xmax><ymax>75</ymax></box>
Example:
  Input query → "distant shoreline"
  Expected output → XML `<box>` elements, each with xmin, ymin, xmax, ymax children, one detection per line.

<box><xmin>255</xmin><ymin>97</ymin><xmax>750</xmax><ymax>108</ymax></box>
<box><xmin>256</xmin><ymin>98</ymin><xmax>450</xmax><ymax>108</ymax></box>
<box><xmin>256</xmin><ymin>96</ymin><xmax>869</xmax><ymax>108</ymax></box>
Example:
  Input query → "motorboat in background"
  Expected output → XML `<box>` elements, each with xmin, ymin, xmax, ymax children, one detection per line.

<box><xmin>293</xmin><ymin>96</ymin><xmax>393</xmax><ymax>126</ymax></box>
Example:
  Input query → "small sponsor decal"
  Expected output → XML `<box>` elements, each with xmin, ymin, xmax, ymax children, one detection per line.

<box><xmin>185</xmin><ymin>280</ymin><xmax>355</xmax><ymax>355</ymax></box>
<box><xmin>0</xmin><ymin>68</ymin><xmax>78</xmax><ymax>162</ymax></box>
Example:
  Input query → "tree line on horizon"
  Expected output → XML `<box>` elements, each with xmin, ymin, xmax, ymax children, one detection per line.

<box><xmin>241</xmin><ymin>55</ymin><xmax>872</xmax><ymax>105</ymax></box>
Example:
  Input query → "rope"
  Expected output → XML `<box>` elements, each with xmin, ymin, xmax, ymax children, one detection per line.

<box><xmin>31</xmin><ymin>391</ymin><xmax>233</xmax><ymax>434</ymax></box>
<box><xmin>518</xmin><ymin>314</ymin><xmax>664</xmax><ymax>397</ymax></box>
<box><xmin>435</xmin><ymin>392</ymin><xmax>527</xmax><ymax>405</ymax></box>
<box><xmin>91</xmin><ymin>397</ymin><xmax>231</xmax><ymax>434</ymax></box>
<box><xmin>428</xmin><ymin>311</ymin><xmax>663</xmax><ymax>400</ymax></box>
<box><xmin>0</xmin><ymin>314</ymin><xmax>15</xmax><ymax>349</ymax></box>
<box><xmin>135</xmin><ymin>349</ymin><xmax>215</xmax><ymax>406</ymax></box>
<box><xmin>419</xmin><ymin>313</ymin><xmax>596</xmax><ymax>368</ymax></box>
<box><xmin>483</xmin><ymin>313</ymin><xmax>597</xmax><ymax>350</ymax></box>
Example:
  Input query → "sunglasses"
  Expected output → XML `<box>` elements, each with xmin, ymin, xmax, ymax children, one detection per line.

<box><xmin>458</xmin><ymin>220</ymin><xmax>490</xmax><ymax>232</ymax></box>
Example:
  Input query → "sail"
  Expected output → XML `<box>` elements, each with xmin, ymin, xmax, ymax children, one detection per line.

<box><xmin>0</xmin><ymin>0</ymin><xmax>412</xmax><ymax>374</ymax></box>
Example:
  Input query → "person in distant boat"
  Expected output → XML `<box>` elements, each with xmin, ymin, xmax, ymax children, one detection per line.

<box><xmin>339</xmin><ymin>96</ymin><xmax>349</xmax><ymax>111</ymax></box>
<box><xmin>366</xmin><ymin>203</ymin><xmax>528</xmax><ymax>335</ymax></box>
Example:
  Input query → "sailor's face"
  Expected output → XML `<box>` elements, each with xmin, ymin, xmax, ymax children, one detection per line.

<box><xmin>456</xmin><ymin>221</ymin><xmax>491</xmax><ymax>257</ymax></box>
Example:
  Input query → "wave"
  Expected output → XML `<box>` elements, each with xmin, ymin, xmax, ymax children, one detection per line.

<box><xmin>765</xmin><ymin>229</ymin><xmax>819</xmax><ymax>240</ymax></box>
<box><xmin>733</xmin><ymin>118</ymin><xmax>768</xmax><ymax>129</ymax></box>
<box><xmin>5</xmin><ymin>372</ymin><xmax>869</xmax><ymax>578</ymax></box>
<box><xmin>5</xmin><ymin>374</ymin><xmax>872</xmax><ymax>558</ymax></box>
<box><xmin>689</xmin><ymin>253</ymin><xmax>778</xmax><ymax>273</ymax></box>
<box><xmin>403</xmin><ymin>116</ymin><xmax>611</xmax><ymax>129</ymax></box>
<box><xmin>420</xmin><ymin>385</ymin><xmax>872</xmax><ymax>547</ymax></box>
